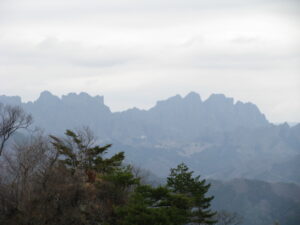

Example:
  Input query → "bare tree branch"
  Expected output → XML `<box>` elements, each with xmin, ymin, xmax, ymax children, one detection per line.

<box><xmin>0</xmin><ymin>104</ymin><xmax>32</xmax><ymax>156</ymax></box>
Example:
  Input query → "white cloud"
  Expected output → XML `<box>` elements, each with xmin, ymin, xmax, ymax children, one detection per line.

<box><xmin>0</xmin><ymin>0</ymin><xmax>299</xmax><ymax>123</ymax></box>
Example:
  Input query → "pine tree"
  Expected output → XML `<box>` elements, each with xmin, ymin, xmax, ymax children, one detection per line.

<box><xmin>167</xmin><ymin>163</ymin><xmax>216</xmax><ymax>225</ymax></box>
<box><xmin>50</xmin><ymin>129</ymin><xmax>139</xmax><ymax>224</ymax></box>
<box><xmin>114</xmin><ymin>185</ymin><xmax>190</xmax><ymax>225</ymax></box>
<box><xmin>50</xmin><ymin>129</ymin><xmax>125</xmax><ymax>180</ymax></box>
<box><xmin>115</xmin><ymin>163</ymin><xmax>216</xmax><ymax>225</ymax></box>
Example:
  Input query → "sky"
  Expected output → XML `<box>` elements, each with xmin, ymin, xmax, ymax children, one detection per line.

<box><xmin>0</xmin><ymin>0</ymin><xmax>299</xmax><ymax>123</ymax></box>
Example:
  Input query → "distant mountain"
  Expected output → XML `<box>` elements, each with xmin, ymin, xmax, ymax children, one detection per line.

<box><xmin>1</xmin><ymin>91</ymin><xmax>299</xmax><ymax>183</ymax></box>
<box><xmin>209</xmin><ymin>178</ymin><xmax>300</xmax><ymax>225</ymax></box>
<box><xmin>1</xmin><ymin>91</ymin><xmax>111</xmax><ymax>137</ymax></box>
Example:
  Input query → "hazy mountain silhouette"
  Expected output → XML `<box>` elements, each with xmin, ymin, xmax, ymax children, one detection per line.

<box><xmin>1</xmin><ymin>91</ymin><xmax>299</xmax><ymax>183</ymax></box>
<box><xmin>209</xmin><ymin>178</ymin><xmax>300</xmax><ymax>225</ymax></box>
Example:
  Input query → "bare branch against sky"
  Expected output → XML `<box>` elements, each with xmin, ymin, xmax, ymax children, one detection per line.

<box><xmin>0</xmin><ymin>0</ymin><xmax>299</xmax><ymax>123</ymax></box>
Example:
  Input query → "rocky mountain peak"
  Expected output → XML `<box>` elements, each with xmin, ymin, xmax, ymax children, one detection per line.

<box><xmin>184</xmin><ymin>92</ymin><xmax>202</xmax><ymax>103</ymax></box>
<box><xmin>36</xmin><ymin>91</ymin><xmax>60</xmax><ymax>105</ymax></box>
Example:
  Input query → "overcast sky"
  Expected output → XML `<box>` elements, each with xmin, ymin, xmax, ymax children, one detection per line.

<box><xmin>0</xmin><ymin>0</ymin><xmax>299</xmax><ymax>123</ymax></box>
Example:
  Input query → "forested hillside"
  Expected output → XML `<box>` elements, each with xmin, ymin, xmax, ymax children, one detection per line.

<box><xmin>0</xmin><ymin>107</ymin><xmax>217</xmax><ymax>224</ymax></box>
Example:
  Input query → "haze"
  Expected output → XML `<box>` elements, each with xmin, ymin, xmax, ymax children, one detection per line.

<box><xmin>0</xmin><ymin>0</ymin><xmax>299</xmax><ymax>123</ymax></box>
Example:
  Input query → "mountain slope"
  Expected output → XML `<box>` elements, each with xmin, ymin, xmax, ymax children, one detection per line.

<box><xmin>209</xmin><ymin>178</ymin><xmax>300</xmax><ymax>225</ymax></box>
<box><xmin>1</xmin><ymin>91</ymin><xmax>299</xmax><ymax>183</ymax></box>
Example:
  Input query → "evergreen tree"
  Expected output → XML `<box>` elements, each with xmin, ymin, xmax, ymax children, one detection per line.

<box><xmin>167</xmin><ymin>163</ymin><xmax>216</xmax><ymax>225</ymax></box>
<box><xmin>50</xmin><ymin>129</ymin><xmax>139</xmax><ymax>224</ymax></box>
<box><xmin>115</xmin><ymin>163</ymin><xmax>216</xmax><ymax>225</ymax></box>
<box><xmin>50</xmin><ymin>129</ymin><xmax>125</xmax><ymax>177</ymax></box>
<box><xmin>114</xmin><ymin>185</ymin><xmax>190</xmax><ymax>225</ymax></box>
<box><xmin>0</xmin><ymin>127</ymin><xmax>217</xmax><ymax>225</ymax></box>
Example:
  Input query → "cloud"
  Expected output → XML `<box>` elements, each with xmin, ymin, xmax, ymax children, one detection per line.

<box><xmin>0</xmin><ymin>37</ymin><xmax>138</xmax><ymax>68</ymax></box>
<box><xmin>0</xmin><ymin>0</ymin><xmax>299</xmax><ymax>123</ymax></box>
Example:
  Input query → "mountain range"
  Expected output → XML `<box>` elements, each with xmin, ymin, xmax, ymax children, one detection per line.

<box><xmin>1</xmin><ymin>91</ymin><xmax>299</xmax><ymax>183</ymax></box>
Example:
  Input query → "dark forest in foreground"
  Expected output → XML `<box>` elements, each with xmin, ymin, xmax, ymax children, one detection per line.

<box><xmin>0</xmin><ymin>105</ymin><xmax>221</xmax><ymax>225</ymax></box>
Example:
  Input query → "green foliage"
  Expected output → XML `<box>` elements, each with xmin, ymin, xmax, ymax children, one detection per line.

<box><xmin>115</xmin><ymin>163</ymin><xmax>216</xmax><ymax>225</ymax></box>
<box><xmin>115</xmin><ymin>185</ymin><xmax>190</xmax><ymax>225</ymax></box>
<box><xmin>103</xmin><ymin>165</ymin><xmax>140</xmax><ymax>188</ymax></box>
<box><xmin>50</xmin><ymin>129</ymin><xmax>125</xmax><ymax>175</ymax></box>
<box><xmin>167</xmin><ymin>163</ymin><xmax>216</xmax><ymax>225</ymax></box>
<box><xmin>0</xmin><ymin>129</ymin><xmax>216</xmax><ymax>225</ymax></box>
